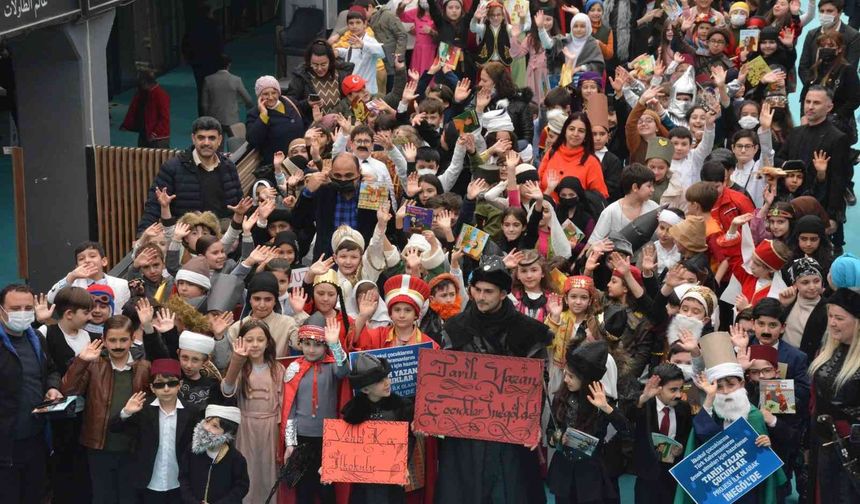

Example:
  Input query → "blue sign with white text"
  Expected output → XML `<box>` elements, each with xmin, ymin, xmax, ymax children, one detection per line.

<box><xmin>349</xmin><ymin>342</ymin><xmax>434</xmax><ymax>397</ymax></box>
<box><xmin>670</xmin><ymin>417</ymin><xmax>783</xmax><ymax>504</ymax></box>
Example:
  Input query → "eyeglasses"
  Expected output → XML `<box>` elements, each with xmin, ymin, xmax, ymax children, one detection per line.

<box><xmin>747</xmin><ymin>368</ymin><xmax>774</xmax><ymax>376</ymax></box>
<box><xmin>733</xmin><ymin>143</ymin><xmax>756</xmax><ymax>151</ymax></box>
<box><xmin>709</xmin><ymin>39</ymin><xmax>727</xmax><ymax>46</ymax></box>
<box><xmin>152</xmin><ymin>380</ymin><xmax>180</xmax><ymax>389</ymax></box>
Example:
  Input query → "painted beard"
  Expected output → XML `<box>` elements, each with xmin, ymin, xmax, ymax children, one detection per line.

<box><xmin>191</xmin><ymin>421</ymin><xmax>234</xmax><ymax>454</ymax></box>
<box><xmin>430</xmin><ymin>296</ymin><xmax>462</xmax><ymax>320</ymax></box>
<box><xmin>713</xmin><ymin>387</ymin><xmax>752</xmax><ymax>422</ymax></box>
<box><xmin>666</xmin><ymin>314</ymin><xmax>705</xmax><ymax>346</ymax></box>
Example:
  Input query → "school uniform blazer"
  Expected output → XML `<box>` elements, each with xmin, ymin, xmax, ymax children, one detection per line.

<box><xmin>108</xmin><ymin>401</ymin><xmax>202</xmax><ymax>489</ymax></box>
<box><xmin>632</xmin><ymin>398</ymin><xmax>692</xmax><ymax>482</ymax></box>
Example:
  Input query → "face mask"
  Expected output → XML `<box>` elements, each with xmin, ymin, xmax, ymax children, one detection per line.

<box><xmin>819</xmin><ymin>14</ymin><xmax>836</xmax><ymax>27</ymax></box>
<box><xmin>677</xmin><ymin>363</ymin><xmax>695</xmax><ymax>381</ymax></box>
<box><xmin>1</xmin><ymin>307</ymin><xmax>35</xmax><ymax>333</ymax></box>
<box><xmin>819</xmin><ymin>47</ymin><xmax>837</xmax><ymax>61</ymax></box>
<box><xmin>738</xmin><ymin>116</ymin><xmax>760</xmax><ymax>130</ymax></box>
<box><xmin>329</xmin><ymin>178</ymin><xmax>357</xmax><ymax>193</ymax></box>
<box><xmin>730</xmin><ymin>14</ymin><xmax>747</xmax><ymax>27</ymax></box>
<box><xmin>558</xmin><ymin>197</ymin><xmax>578</xmax><ymax>210</ymax></box>
<box><xmin>417</xmin><ymin>168</ymin><xmax>436</xmax><ymax>176</ymax></box>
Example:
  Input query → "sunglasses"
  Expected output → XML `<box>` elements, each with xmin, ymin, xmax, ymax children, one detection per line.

<box><xmin>152</xmin><ymin>380</ymin><xmax>180</xmax><ymax>389</ymax></box>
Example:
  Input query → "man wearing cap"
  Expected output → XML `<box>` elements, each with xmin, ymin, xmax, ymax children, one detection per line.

<box><xmin>434</xmin><ymin>256</ymin><xmax>552</xmax><ymax>503</ymax></box>
<box><xmin>179</xmin><ymin>404</ymin><xmax>249</xmax><ymax>503</ymax></box>
<box><xmin>676</xmin><ymin>332</ymin><xmax>786</xmax><ymax>504</ymax></box>
<box><xmin>224</xmin><ymin>271</ymin><xmax>309</xmax><ymax>360</ymax></box>
<box><xmin>108</xmin><ymin>358</ymin><xmax>200</xmax><ymax>502</ymax></box>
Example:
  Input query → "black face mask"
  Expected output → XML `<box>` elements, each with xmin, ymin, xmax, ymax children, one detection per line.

<box><xmin>557</xmin><ymin>197</ymin><xmax>578</xmax><ymax>212</ymax></box>
<box><xmin>329</xmin><ymin>178</ymin><xmax>357</xmax><ymax>193</ymax></box>
<box><xmin>819</xmin><ymin>47</ymin><xmax>837</xmax><ymax>62</ymax></box>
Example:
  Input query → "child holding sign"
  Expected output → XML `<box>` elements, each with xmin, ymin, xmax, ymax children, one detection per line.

<box><xmin>338</xmin><ymin>353</ymin><xmax>414</xmax><ymax>503</ymax></box>
<box><xmin>281</xmin><ymin>314</ymin><xmax>350</xmax><ymax>503</ymax></box>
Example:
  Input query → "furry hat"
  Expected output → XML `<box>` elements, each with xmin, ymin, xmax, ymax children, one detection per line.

<box><xmin>565</xmin><ymin>340</ymin><xmax>608</xmax><ymax>384</ymax></box>
<box><xmin>348</xmin><ymin>353</ymin><xmax>392</xmax><ymax>390</ymax></box>
<box><xmin>178</xmin><ymin>211</ymin><xmax>222</xmax><ymax>239</ymax></box>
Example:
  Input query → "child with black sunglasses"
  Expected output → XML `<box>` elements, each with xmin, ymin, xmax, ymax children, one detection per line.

<box><xmin>108</xmin><ymin>358</ymin><xmax>201</xmax><ymax>503</ymax></box>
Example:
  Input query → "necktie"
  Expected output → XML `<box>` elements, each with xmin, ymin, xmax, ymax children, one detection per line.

<box><xmin>660</xmin><ymin>406</ymin><xmax>671</xmax><ymax>436</ymax></box>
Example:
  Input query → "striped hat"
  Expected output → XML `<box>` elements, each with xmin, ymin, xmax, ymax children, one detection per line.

<box><xmin>383</xmin><ymin>274</ymin><xmax>430</xmax><ymax>315</ymax></box>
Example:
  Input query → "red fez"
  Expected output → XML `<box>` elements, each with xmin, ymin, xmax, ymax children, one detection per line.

<box><xmin>748</xmin><ymin>345</ymin><xmax>778</xmax><ymax>370</ymax></box>
<box><xmin>150</xmin><ymin>358</ymin><xmax>182</xmax><ymax>378</ymax></box>
<box><xmin>612</xmin><ymin>266</ymin><xmax>644</xmax><ymax>288</ymax></box>
<box><xmin>753</xmin><ymin>240</ymin><xmax>788</xmax><ymax>271</ymax></box>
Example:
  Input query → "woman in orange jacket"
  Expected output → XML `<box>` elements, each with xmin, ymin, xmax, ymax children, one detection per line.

<box><xmin>538</xmin><ymin>111</ymin><xmax>609</xmax><ymax>200</ymax></box>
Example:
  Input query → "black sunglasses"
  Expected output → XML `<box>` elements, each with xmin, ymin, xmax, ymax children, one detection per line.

<box><xmin>152</xmin><ymin>380</ymin><xmax>180</xmax><ymax>389</ymax></box>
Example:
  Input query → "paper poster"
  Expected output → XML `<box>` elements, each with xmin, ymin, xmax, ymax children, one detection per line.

<box><xmin>670</xmin><ymin>417</ymin><xmax>784</xmax><ymax>504</ymax></box>
<box><xmin>663</xmin><ymin>0</ymin><xmax>683</xmax><ymax>21</ymax></box>
<box><xmin>506</xmin><ymin>0</ymin><xmax>529</xmax><ymax>25</ymax></box>
<box><xmin>740</xmin><ymin>29</ymin><xmax>760</xmax><ymax>53</ymax></box>
<box><xmin>321</xmin><ymin>419</ymin><xmax>409</xmax><ymax>485</ymax></box>
<box><xmin>562</xmin><ymin>219</ymin><xmax>585</xmax><ymax>247</ymax></box>
<box><xmin>759</xmin><ymin>379</ymin><xmax>796</xmax><ymax>414</ymax></box>
<box><xmin>405</xmin><ymin>205</ymin><xmax>434</xmax><ymax>232</ymax></box>
<box><xmin>745</xmin><ymin>56</ymin><xmax>771</xmax><ymax>87</ymax></box>
<box><xmin>357</xmin><ymin>181</ymin><xmax>389</xmax><ymax>210</ymax></box>
<box><xmin>289</xmin><ymin>267</ymin><xmax>309</xmax><ymax>288</ymax></box>
<box><xmin>413</xmin><ymin>349</ymin><xmax>544</xmax><ymax>446</ymax></box>
<box><xmin>349</xmin><ymin>342</ymin><xmax>434</xmax><ymax>397</ymax></box>
<box><xmin>438</xmin><ymin>42</ymin><xmax>462</xmax><ymax>68</ymax></box>
<box><xmin>652</xmin><ymin>432</ymin><xmax>685</xmax><ymax>463</ymax></box>
<box><xmin>455</xmin><ymin>224</ymin><xmax>491</xmax><ymax>260</ymax></box>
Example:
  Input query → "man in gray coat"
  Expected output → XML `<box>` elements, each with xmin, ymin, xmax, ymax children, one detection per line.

<box><xmin>201</xmin><ymin>54</ymin><xmax>254</xmax><ymax>137</ymax></box>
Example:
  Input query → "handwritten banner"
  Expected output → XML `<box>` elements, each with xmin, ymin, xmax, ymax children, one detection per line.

<box><xmin>413</xmin><ymin>348</ymin><xmax>543</xmax><ymax>446</ymax></box>
<box><xmin>349</xmin><ymin>342</ymin><xmax>433</xmax><ymax>397</ymax></box>
<box><xmin>321</xmin><ymin>419</ymin><xmax>409</xmax><ymax>485</ymax></box>
<box><xmin>670</xmin><ymin>417</ymin><xmax>783</xmax><ymax>504</ymax></box>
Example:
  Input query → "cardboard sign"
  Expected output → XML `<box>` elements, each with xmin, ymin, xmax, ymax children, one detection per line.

<box><xmin>321</xmin><ymin>419</ymin><xmax>409</xmax><ymax>485</ymax></box>
<box><xmin>289</xmin><ymin>267</ymin><xmax>309</xmax><ymax>288</ymax></box>
<box><xmin>349</xmin><ymin>342</ymin><xmax>434</xmax><ymax>397</ymax></box>
<box><xmin>670</xmin><ymin>417</ymin><xmax>784</xmax><ymax>504</ymax></box>
<box><xmin>413</xmin><ymin>349</ymin><xmax>544</xmax><ymax>446</ymax></box>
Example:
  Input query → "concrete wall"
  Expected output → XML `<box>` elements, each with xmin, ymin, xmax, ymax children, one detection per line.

<box><xmin>11</xmin><ymin>10</ymin><xmax>115</xmax><ymax>290</ymax></box>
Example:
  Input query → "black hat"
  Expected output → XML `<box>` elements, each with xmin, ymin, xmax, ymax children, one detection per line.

<box><xmin>607</xmin><ymin>232</ymin><xmax>634</xmax><ymax>256</ymax></box>
<box><xmin>470</xmin><ymin>255</ymin><xmax>513</xmax><ymax>292</ymax></box>
<box><xmin>565</xmin><ymin>340</ymin><xmax>608</xmax><ymax>384</ymax></box>
<box><xmin>274</xmin><ymin>230</ymin><xmax>299</xmax><ymax>252</ymax></box>
<box><xmin>827</xmin><ymin>288</ymin><xmax>860</xmax><ymax>318</ymax></box>
<box><xmin>205</xmin><ymin>274</ymin><xmax>245</xmax><ymax>313</ymax></box>
<box><xmin>760</xmin><ymin>26</ymin><xmax>779</xmax><ymax>42</ymax></box>
<box><xmin>618</xmin><ymin>204</ymin><xmax>665</xmax><ymax>253</ymax></box>
<box><xmin>269</xmin><ymin>208</ymin><xmax>292</xmax><ymax>225</ymax></box>
<box><xmin>793</xmin><ymin>215</ymin><xmax>825</xmax><ymax>237</ymax></box>
<box><xmin>247</xmin><ymin>272</ymin><xmax>280</xmax><ymax>300</ymax></box>
<box><xmin>348</xmin><ymin>353</ymin><xmax>392</xmax><ymax>390</ymax></box>
<box><xmin>781</xmin><ymin>160</ymin><xmax>804</xmax><ymax>173</ymax></box>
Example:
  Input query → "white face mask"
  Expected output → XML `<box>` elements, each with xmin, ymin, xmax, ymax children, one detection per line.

<box><xmin>819</xmin><ymin>13</ymin><xmax>836</xmax><ymax>27</ymax></box>
<box><xmin>417</xmin><ymin>168</ymin><xmax>437</xmax><ymax>176</ymax></box>
<box><xmin>730</xmin><ymin>14</ymin><xmax>747</xmax><ymax>27</ymax></box>
<box><xmin>1</xmin><ymin>307</ymin><xmax>35</xmax><ymax>333</ymax></box>
<box><xmin>738</xmin><ymin>116</ymin><xmax>760</xmax><ymax>130</ymax></box>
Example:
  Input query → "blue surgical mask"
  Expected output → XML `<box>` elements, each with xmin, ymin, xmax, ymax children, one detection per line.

<box><xmin>1</xmin><ymin>307</ymin><xmax>35</xmax><ymax>333</ymax></box>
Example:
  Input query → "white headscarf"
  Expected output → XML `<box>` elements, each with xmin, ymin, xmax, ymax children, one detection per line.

<box><xmin>567</xmin><ymin>13</ymin><xmax>593</xmax><ymax>54</ymax></box>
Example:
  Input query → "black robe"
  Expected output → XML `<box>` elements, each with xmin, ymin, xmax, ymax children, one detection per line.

<box><xmin>178</xmin><ymin>444</ymin><xmax>249</xmax><ymax>503</ymax></box>
<box><xmin>434</xmin><ymin>299</ymin><xmax>552</xmax><ymax>504</ymax></box>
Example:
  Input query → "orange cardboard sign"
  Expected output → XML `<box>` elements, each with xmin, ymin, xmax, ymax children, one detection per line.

<box><xmin>321</xmin><ymin>419</ymin><xmax>409</xmax><ymax>485</ymax></box>
<box><xmin>413</xmin><ymin>349</ymin><xmax>544</xmax><ymax>446</ymax></box>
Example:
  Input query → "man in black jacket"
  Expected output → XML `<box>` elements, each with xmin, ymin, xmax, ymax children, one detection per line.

<box><xmin>0</xmin><ymin>284</ymin><xmax>62</xmax><ymax>504</ymax></box>
<box><xmin>137</xmin><ymin>117</ymin><xmax>242</xmax><ymax>234</ymax></box>
<box><xmin>293</xmin><ymin>152</ymin><xmax>378</xmax><ymax>258</ymax></box>
<box><xmin>435</xmin><ymin>257</ymin><xmax>552</xmax><ymax>504</ymax></box>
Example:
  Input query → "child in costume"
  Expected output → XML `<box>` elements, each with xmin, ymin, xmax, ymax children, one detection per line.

<box><xmin>354</xmin><ymin>274</ymin><xmax>438</xmax><ymax>349</ymax></box>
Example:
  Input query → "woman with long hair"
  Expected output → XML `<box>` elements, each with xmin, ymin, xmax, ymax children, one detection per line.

<box><xmin>477</xmin><ymin>61</ymin><xmax>535</xmax><ymax>144</ymax></box>
<box><xmin>801</xmin><ymin>30</ymin><xmax>860</xmax><ymax>143</ymax></box>
<box><xmin>808</xmin><ymin>289</ymin><xmax>860</xmax><ymax>502</ymax></box>
<box><xmin>221</xmin><ymin>320</ymin><xmax>285</xmax><ymax>503</ymax></box>
<box><xmin>538</xmin><ymin>112</ymin><xmax>608</xmax><ymax>198</ymax></box>
<box><xmin>285</xmin><ymin>39</ymin><xmax>352</xmax><ymax>118</ymax></box>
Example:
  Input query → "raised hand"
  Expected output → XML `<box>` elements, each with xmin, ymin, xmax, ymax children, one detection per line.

<box><xmin>410</xmin><ymin>111</ymin><xmax>427</xmax><ymax>127</ymax></box>
<box><xmin>546</xmin><ymin>292</ymin><xmax>564</xmax><ymax>318</ymax></box>
<box><xmin>358</xmin><ymin>290</ymin><xmax>379</xmax><ymax>318</ymax></box>
<box><xmin>608</xmin><ymin>251</ymin><xmax>630</xmax><ymax>277</ymax></box>
<box><xmin>403</xmin><ymin>142</ymin><xmax>417</xmax><ymax>163</ymax></box>
<box><xmin>136</xmin><ymin>297</ymin><xmax>155</xmax><ymax>328</ymax></box>
<box><xmin>79</xmin><ymin>339</ymin><xmax>104</xmax><ymax>362</ymax></box>
<box><xmin>454</xmin><ymin>78</ymin><xmax>472</xmax><ymax>103</ymax></box>
<box><xmin>813</xmin><ymin>150</ymin><xmax>830</xmax><ymax>175</ymax></box>
<box><xmin>729</xmin><ymin>322</ymin><xmax>749</xmax><ymax>349</ymax></box>
<box><xmin>450</xmin><ymin>247</ymin><xmax>464</xmax><ymax>270</ymax></box>
<box><xmin>503</xmin><ymin>248</ymin><xmax>525</xmax><ymax>269</ymax></box>
<box><xmin>734</xmin><ymin>293</ymin><xmax>750</xmax><ymax>312</ymax></box>
<box><xmin>34</xmin><ymin>293</ymin><xmax>55</xmax><ymax>324</ymax></box>
<box><xmin>505</xmin><ymin>150</ymin><xmax>520</xmax><ymax>169</ymax></box>
<box><xmin>246</xmin><ymin>245</ymin><xmax>276</xmax><ymax>266</ymax></box>
<box><xmin>408</xmin><ymin>69</ymin><xmax>420</xmax><ymax>82</ymax></box>
<box><xmin>153</xmin><ymin>308</ymin><xmax>176</xmax><ymax>334</ymax></box>
<box><xmin>693</xmin><ymin>372</ymin><xmax>717</xmax><ymax>397</ymax></box>
<box><xmin>640</xmin><ymin>243</ymin><xmax>658</xmax><ymax>274</ymax></box>
<box><xmin>730</xmin><ymin>212</ymin><xmax>754</xmax><ymax>231</ymax></box>
<box><xmin>406</xmin><ymin>172</ymin><xmax>421</xmax><ymax>197</ymax></box>
<box><xmin>677</xmin><ymin>329</ymin><xmax>700</xmax><ymax>355</ymax></box>
<box><xmin>289</xmin><ymin>287</ymin><xmax>308</xmax><ymax>314</ymax></box>
<box><xmin>70</xmin><ymin>263</ymin><xmax>100</xmax><ymax>281</ymax></box>
<box><xmin>737</xmin><ymin>345</ymin><xmax>752</xmax><ymax>370</ymax></box>
<box><xmin>466</xmin><ymin>178</ymin><xmax>489</xmax><ymax>201</ymax></box>
<box><xmin>476</xmin><ymin>88</ymin><xmax>492</xmax><ymax>111</ymax></box>
<box><xmin>373</xmin><ymin>130</ymin><xmax>394</xmax><ymax>150</ymax></box>
<box><xmin>377</xmin><ymin>199</ymin><xmax>392</xmax><ymax>227</ymax></box>
<box><xmin>640</xmin><ymin>375</ymin><xmax>662</xmax><ymax>404</ymax></box>
<box><xmin>232</xmin><ymin>336</ymin><xmax>249</xmax><ymax>359</ymax></box>
<box><xmin>403</xmin><ymin>248</ymin><xmax>423</xmax><ymax>275</ymax></box>
<box><xmin>242</xmin><ymin>209</ymin><xmax>261</xmax><ymax>234</ymax></box>
<box><xmin>402</xmin><ymin>80</ymin><xmax>419</xmax><ymax>103</ymax></box>
<box><xmin>228</xmin><ymin>196</ymin><xmax>254</xmax><ymax>218</ymax></box>
<box><xmin>155</xmin><ymin>186</ymin><xmax>176</xmax><ymax>209</ymax></box>
<box><xmin>586</xmin><ymin>382</ymin><xmax>611</xmax><ymax>412</ymax></box>
<box><xmin>434</xmin><ymin>208</ymin><xmax>455</xmax><ymax>230</ymax></box>
<box><xmin>210</xmin><ymin>311</ymin><xmax>234</xmax><ymax>337</ymax></box>
<box><xmin>584</xmin><ymin>249</ymin><xmax>603</xmax><ymax>273</ymax></box>
<box><xmin>778</xmin><ymin>286</ymin><xmax>798</xmax><ymax>306</ymax></box>
<box><xmin>173</xmin><ymin>221</ymin><xmax>191</xmax><ymax>242</ymax></box>
<box><xmin>123</xmin><ymin>391</ymin><xmax>147</xmax><ymax>416</ymax></box>
<box><xmin>309</xmin><ymin>254</ymin><xmax>335</xmax><ymax>276</ymax></box>
<box><xmin>325</xmin><ymin>316</ymin><xmax>342</xmax><ymax>345</ymax></box>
